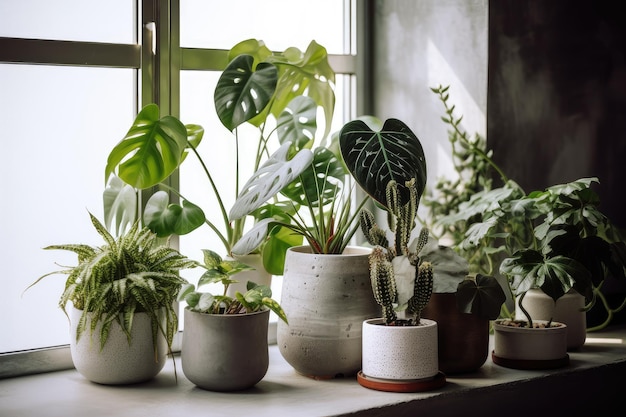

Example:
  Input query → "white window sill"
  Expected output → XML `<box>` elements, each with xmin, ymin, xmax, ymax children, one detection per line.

<box><xmin>1</xmin><ymin>325</ymin><xmax>625</xmax><ymax>417</ymax></box>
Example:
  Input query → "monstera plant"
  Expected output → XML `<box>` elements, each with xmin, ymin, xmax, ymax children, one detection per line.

<box><xmin>104</xmin><ymin>39</ymin><xmax>341</xmax><ymax>275</ymax></box>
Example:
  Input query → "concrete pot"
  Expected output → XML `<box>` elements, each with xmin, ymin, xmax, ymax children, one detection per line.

<box><xmin>182</xmin><ymin>308</ymin><xmax>269</xmax><ymax>391</ymax></box>
<box><xmin>69</xmin><ymin>307</ymin><xmax>167</xmax><ymax>385</ymax></box>
<box><xmin>361</xmin><ymin>318</ymin><xmax>439</xmax><ymax>380</ymax></box>
<box><xmin>422</xmin><ymin>293</ymin><xmax>490</xmax><ymax>374</ymax></box>
<box><xmin>516</xmin><ymin>288</ymin><xmax>586</xmax><ymax>350</ymax></box>
<box><xmin>493</xmin><ymin>319</ymin><xmax>568</xmax><ymax>369</ymax></box>
<box><xmin>277</xmin><ymin>246</ymin><xmax>379</xmax><ymax>378</ymax></box>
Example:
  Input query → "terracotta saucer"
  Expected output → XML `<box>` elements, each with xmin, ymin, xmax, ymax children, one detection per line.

<box><xmin>357</xmin><ymin>371</ymin><xmax>446</xmax><ymax>393</ymax></box>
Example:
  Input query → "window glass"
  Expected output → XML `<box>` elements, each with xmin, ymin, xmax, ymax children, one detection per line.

<box><xmin>180</xmin><ymin>0</ymin><xmax>346</xmax><ymax>53</ymax></box>
<box><xmin>0</xmin><ymin>64</ymin><xmax>135</xmax><ymax>352</ymax></box>
<box><xmin>0</xmin><ymin>0</ymin><xmax>134</xmax><ymax>43</ymax></box>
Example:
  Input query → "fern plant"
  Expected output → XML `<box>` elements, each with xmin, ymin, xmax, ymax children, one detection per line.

<box><xmin>28</xmin><ymin>212</ymin><xmax>196</xmax><ymax>356</ymax></box>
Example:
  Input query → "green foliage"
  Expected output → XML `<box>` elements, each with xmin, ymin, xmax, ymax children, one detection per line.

<box><xmin>27</xmin><ymin>212</ymin><xmax>195</xmax><ymax>354</ymax></box>
<box><xmin>178</xmin><ymin>250</ymin><xmax>287</xmax><ymax>324</ymax></box>
<box><xmin>104</xmin><ymin>39</ymin><xmax>339</xmax><ymax>276</ymax></box>
<box><xmin>425</xmin><ymin>85</ymin><xmax>626</xmax><ymax>329</ymax></box>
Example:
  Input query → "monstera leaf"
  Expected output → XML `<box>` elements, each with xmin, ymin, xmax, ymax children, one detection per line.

<box><xmin>105</xmin><ymin>104</ymin><xmax>189</xmax><ymax>189</ymax></box>
<box><xmin>214</xmin><ymin>54</ymin><xmax>278</xmax><ymax>131</ymax></box>
<box><xmin>339</xmin><ymin>118</ymin><xmax>427</xmax><ymax>209</ymax></box>
<box><xmin>228</xmin><ymin>142</ymin><xmax>314</xmax><ymax>221</ymax></box>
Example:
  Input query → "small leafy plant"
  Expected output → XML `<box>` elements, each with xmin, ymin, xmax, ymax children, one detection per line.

<box><xmin>27</xmin><ymin>212</ymin><xmax>195</xmax><ymax>354</ymax></box>
<box><xmin>178</xmin><ymin>250</ymin><xmax>287</xmax><ymax>323</ymax></box>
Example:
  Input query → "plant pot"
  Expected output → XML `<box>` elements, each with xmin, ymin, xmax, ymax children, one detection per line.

<box><xmin>421</xmin><ymin>293</ymin><xmax>490</xmax><ymax>374</ymax></box>
<box><xmin>358</xmin><ymin>318</ymin><xmax>445</xmax><ymax>392</ymax></box>
<box><xmin>277</xmin><ymin>245</ymin><xmax>380</xmax><ymax>379</ymax></box>
<box><xmin>69</xmin><ymin>307</ymin><xmax>168</xmax><ymax>385</ymax></box>
<box><xmin>181</xmin><ymin>308</ymin><xmax>269</xmax><ymax>391</ymax></box>
<box><xmin>226</xmin><ymin>253</ymin><xmax>272</xmax><ymax>297</ymax></box>
<box><xmin>492</xmin><ymin>319</ymin><xmax>569</xmax><ymax>369</ymax></box>
<box><xmin>516</xmin><ymin>288</ymin><xmax>586</xmax><ymax>350</ymax></box>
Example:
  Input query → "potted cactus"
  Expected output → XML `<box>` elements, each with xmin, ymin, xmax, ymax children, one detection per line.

<box><xmin>339</xmin><ymin>118</ymin><xmax>445</xmax><ymax>392</ymax></box>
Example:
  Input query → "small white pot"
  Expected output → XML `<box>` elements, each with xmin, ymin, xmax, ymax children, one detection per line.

<box><xmin>516</xmin><ymin>288</ymin><xmax>586</xmax><ymax>350</ymax></box>
<box><xmin>361</xmin><ymin>318</ymin><xmax>439</xmax><ymax>381</ymax></box>
<box><xmin>493</xmin><ymin>319</ymin><xmax>568</xmax><ymax>362</ymax></box>
<box><xmin>70</xmin><ymin>307</ymin><xmax>167</xmax><ymax>385</ymax></box>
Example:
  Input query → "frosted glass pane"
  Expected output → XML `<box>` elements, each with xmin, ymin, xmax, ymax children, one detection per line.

<box><xmin>180</xmin><ymin>0</ymin><xmax>346</xmax><ymax>53</ymax></box>
<box><xmin>0</xmin><ymin>0</ymin><xmax>134</xmax><ymax>43</ymax></box>
<box><xmin>0</xmin><ymin>64</ymin><xmax>135</xmax><ymax>352</ymax></box>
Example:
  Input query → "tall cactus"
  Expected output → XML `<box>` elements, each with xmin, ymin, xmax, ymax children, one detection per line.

<box><xmin>361</xmin><ymin>179</ymin><xmax>434</xmax><ymax>326</ymax></box>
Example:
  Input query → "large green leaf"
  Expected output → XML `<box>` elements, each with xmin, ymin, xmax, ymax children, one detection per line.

<box><xmin>143</xmin><ymin>191</ymin><xmax>205</xmax><ymax>237</ymax></box>
<box><xmin>262</xmin><ymin>225</ymin><xmax>303</xmax><ymax>275</ymax></box>
<box><xmin>339</xmin><ymin>118</ymin><xmax>427</xmax><ymax>209</ymax></box>
<box><xmin>456</xmin><ymin>274</ymin><xmax>506</xmax><ymax>319</ymax></box>
<box><xmin>105</xmin><ymin>104</ymin><xmax>188</xmax><ymax>189</ymax></box>
<box><xmin>228</xmin><ymin>142</ymin><xmax>314</xmax><ymax>221</ymax></box>
<box><xmin>264</xmin><ymin>40</ymin><xmax>335</xmax><ymax>138</ymax></box>
<box><xmin>214</xmin><ymin>54</ymin><xmax>278</xmax><ymax>131</ymax></box>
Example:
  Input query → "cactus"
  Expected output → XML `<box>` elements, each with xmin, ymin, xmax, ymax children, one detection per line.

<box><xmin>361</xmin><ymin>179</ymin><xmax>434</xmax><ymax>326</ymax></box>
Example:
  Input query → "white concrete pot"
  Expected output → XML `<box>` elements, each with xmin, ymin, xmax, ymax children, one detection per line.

<box><xmin>226</xmin><ymin>253</ymin><xmax>272</xmax><ymax>297</ymax></box>
<box><xmin>70</xmin><ymin>307</ymin><xmax>167</xmax><ymax>385</ymax></box>
<box><xmin>361</xmin><ymin>318</ymin><xmax>439</xmax><ymax>381</ymax></box>
<box><xmin>516</xmin><ymin>288</ymin><xmax>586</xmax><ymax>350</ymax></box>
<box><xmin>493</xmin><ymin>319</ymin><xmax>568</xmax><ymax>362</ymax></box>
<box><xmin>277</xmin><ymin>246</ymin><xmax>380</xmax><ymax>378</ymax></box>
<box><xmin>182</xmin><ymin>308</ymin><xmax>270</xmax><ymax>391</ymax></box>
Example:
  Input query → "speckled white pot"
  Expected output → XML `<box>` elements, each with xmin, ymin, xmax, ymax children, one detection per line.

<box><xmin>493</xmin><ymin>319</ymin><xmax>568</xmax><ymax>361</ymax></box>
<box><xmin>277</xmin><ymin>246</ymin><xmax>380</xmax><ymax>378</ymax></box>
<box><xmin>362</xmin><ymin>318</ymin><xmax>439</xmax><ymax>381</ymax></box>
<box><xmin>182</xmin><ymin>308</ymin><xmax>270</xmax><ymax>391</ymax></box>
<box><xmin>70</xmin><ymin>307</ymin><xmax>167</xmax><ymax>385</ymax></box>
<box><xmin>226</xmin><ymin>253</ymin><xmax>272</xmax><ymax>297</ymax></box>
<box><xmin>516</xmin><ymin>288</ymin><xmax>586</xmax><ymax>350</ymax></box>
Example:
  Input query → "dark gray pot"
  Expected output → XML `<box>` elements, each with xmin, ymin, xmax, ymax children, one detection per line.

<box><xmin>182</xmin><ymin>308</ymin><xmax>269</xmax><ymax>391</ymax></box>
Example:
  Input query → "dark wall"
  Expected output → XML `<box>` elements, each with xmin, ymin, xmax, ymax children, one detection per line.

<box><xmin>488</xmin><ymin>0</ymin><xmax>626</xmax><ymax>229</ymax></box>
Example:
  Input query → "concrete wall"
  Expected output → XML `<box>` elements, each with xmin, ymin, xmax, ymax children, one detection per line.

<box><xmin>371</xmin><ymin>0</ymin><xmax>489</xmax><ymax>191</ymax></box>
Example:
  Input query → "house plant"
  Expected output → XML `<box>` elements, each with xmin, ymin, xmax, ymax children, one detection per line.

<box><xmin>178</xmin><ymin>249</ymin><xmax>287</xmax><ymax>391</ymax></box>
<box><xmin>103</xmin><ymin>38</ymin><xmax>338</xmax><ymax>278</ymax></box>
<box><xmin>26</xmin><ymin>212</ymin><xmax>195</xmax><ymax>384</ymax></box>
<box><xmin>339</xmin><ymin>117</ymin><xmax>446</xmax><ymax>392</ymax></box>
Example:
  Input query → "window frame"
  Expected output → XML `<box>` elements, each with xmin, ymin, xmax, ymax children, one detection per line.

<box><xmin>0</xmin><ymin>0</ymin><xmax>370</xmax><ymax>379</ymax></box>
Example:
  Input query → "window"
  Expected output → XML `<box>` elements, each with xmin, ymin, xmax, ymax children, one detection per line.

<box><xmin>0</xmin><ymin>0</ymin><xmax>361</xmax><ymax>378</ymax></box>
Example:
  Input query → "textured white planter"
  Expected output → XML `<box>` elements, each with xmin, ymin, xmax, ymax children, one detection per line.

<box><xmin>493</xmin><ymin>319</ymin><xmax>568</xmax><ymax>364</ymax></box>
<box><xmin>516</xmin><ymin>288</ymin><xmax>586</xmax><ymax>350</ymax></box>
<box><xmin>277</xmin><ymin>246</ymin><xmax>380</xmax><ymax>378</ymax></box>
<box><xmin>361</xmin><ymin>318</ymin><xmax>439</xmax><ymax>381</ymax></box>
<box><xmin>70</xmin><ymin>307</ymin><xmax>167</xmax><ymax>385</ymax></box>
<box><xmin>226</xmin><ymin>253</ymin><xmax>272</xmax><ymax>297</ymax></box>
<box><xmin>182</xmin><ymin>308</ymin><xmax>270</xmax><ymax>391</ymax></box>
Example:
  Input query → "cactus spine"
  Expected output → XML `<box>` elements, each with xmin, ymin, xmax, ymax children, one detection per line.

<box><xmin>361</xmin><ymin>179</ymin><xmax>433</xmax><ymax>326</ymax></box>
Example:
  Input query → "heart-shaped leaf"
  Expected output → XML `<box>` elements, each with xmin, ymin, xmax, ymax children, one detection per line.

<box><xmin>456</xmin><ymin>274</ymin><xmax>506</xmax><ymax>319</ymax></box>
<box><xmin>214</xmin><ymin>54</ymin><xmax>278</xmax><ymax>131</ymax></box>
<box><xmin>229</xmin><ymin>142</ymin><xmax>314</xmax><ymax>221</ymax></box>
<box><xmin>339</xmin><ymin>118</ymin><xmax>427</xmax><ymax>209</ymax></box>
<box><xmin>143</xmin><ymin>191</ymin><xmax>205</xmax><ymax>237</ymax></box>
<box><xmin>105</xmin><ymin>104</ymin><xmax>188</xmax><ymax>189</ymax></box>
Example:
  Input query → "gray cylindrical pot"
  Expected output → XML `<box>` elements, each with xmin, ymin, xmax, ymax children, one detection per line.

<box><xmin>277</xmin><ymin>245</ymin><xmax>380</xmax><ymax>378</ymax></box>
<box><xmin>182</xmin><ymin>308</ymin><xmax>269</xmax><ymax>391</ymax></box>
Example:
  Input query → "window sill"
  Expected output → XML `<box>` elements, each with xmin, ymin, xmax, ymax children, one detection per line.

<box><xmin>1</xmin><ymin>325</ymin><xmax>625</xmax><ymax>417</ymax></box>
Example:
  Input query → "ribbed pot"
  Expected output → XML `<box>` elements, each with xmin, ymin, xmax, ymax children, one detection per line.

<box><xmin>361</xmin><ymin>318</ymin><xmax>439</xmax><ymax>380</ymax></box>
<box><xmin>182</xmin><ymin>308</ymin><xmax>270</xmax><ymax>391</ymax></box>
<box><xmin>70</xmin><ymin>307</ymin><xmax>167</xmax><ymax>385</ymax></box>
<box><xmin>277</xmin><ymin>246</ymin><xmax>379</xmax><ymax>378</ymax></box>
<box><xmin>422</xmin><ymin>293</ymin><xmax>489</xmax><ymax>374</ymax></box>
<box><xmin>516</xmin><ymin>288</ymin><xmax>586</xmax><ymax>350</ymax></box>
